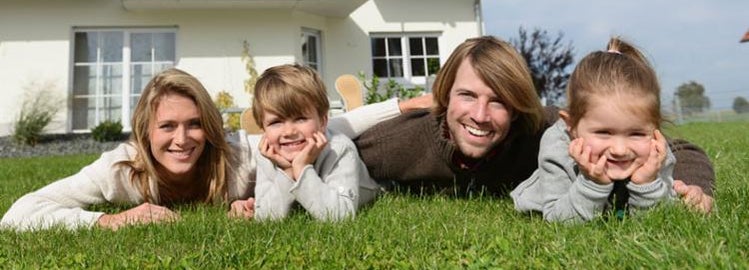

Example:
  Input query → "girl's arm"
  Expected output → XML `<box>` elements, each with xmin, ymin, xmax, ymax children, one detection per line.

<box><xmin>511</xmin><ymin>121</ymin><xmax>614</xmax><ymax>222</ymax></box>
<box><xmin>0</xmin><ymin>144</ymin><xmax>146</xmax><ymax>231</ymax></box>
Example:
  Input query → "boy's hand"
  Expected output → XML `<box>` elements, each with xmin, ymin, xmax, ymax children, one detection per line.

<box><xmin>228</xmin><ymin>198</ymin><xmax>255</xmax><ymax>219</ymax></box>
<box><xmin>631</xmin><ymin>130</ymin><xmax>667</xmax><ymax>185</ymax></box>
<box><xmin>259</xmin><ymin>135</ymin><xmax>292</xmax><ymax>170</ymax></box>
<box><xmin>569</xmin><ymin>137</ymin><xmax>612</xmax><ymax>185</ymax></box>
<box><xmin>291</xmin><ymin>131</ymin><xmax>328</xmax><ymax>180</ymax></box>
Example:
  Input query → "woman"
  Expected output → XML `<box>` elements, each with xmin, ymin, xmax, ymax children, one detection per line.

<box><xmin>0</xmin><ymin>69</ymin><xmax>255</xmax><ymax>230</ymax></box>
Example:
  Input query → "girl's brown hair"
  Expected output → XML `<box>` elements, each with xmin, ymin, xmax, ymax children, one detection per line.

<box><xmin>565</xmin><ymin>37</ymin><xmax>662</xmax><ymax>129</ymax></box>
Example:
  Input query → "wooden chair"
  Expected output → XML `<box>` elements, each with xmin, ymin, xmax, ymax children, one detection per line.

<box><xmin>240</xmin><ymin>108</ymin><xmax>263</xmax><ymax>134</ymax></box>
<box><xmin>334</xmin><ymin>74</ymin><xmax>364</xmax><ymax>112</ymax></box>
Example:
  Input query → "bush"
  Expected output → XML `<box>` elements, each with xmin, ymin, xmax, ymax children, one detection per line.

<box><xmin>12</xmin><ymin>81</ymin><xmax>61</xmax><ymax>146</ymax></box>
<box><xmin>357</xmin><ymin>72</ymin><xmax>424</xmax><ymax>105</ymax></box>
<box><xmin>214</xmin><ymin>90</ymin><xmax>241</xmax><ymax>132</ymax></box>
<box><xmin>91</xmin><ymin>120</ymin><xmax>123</xmax><ymax>142</ymax></box>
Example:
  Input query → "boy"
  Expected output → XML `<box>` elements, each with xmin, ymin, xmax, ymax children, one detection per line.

<box><xmin>251</xmin><ymin>64</ymin><xmax>380</xmax><ymax>221</ymax></box>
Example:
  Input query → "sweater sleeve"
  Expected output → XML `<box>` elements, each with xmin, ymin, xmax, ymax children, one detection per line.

<box><xmin>327</xmin><ymin>98</ymin><xmax>401</xmax><ymax>139</ymax></box>
<box><xmin>0</xmin><ymin>144</ymin><xmax>144</xmax><ymax>231</ymax></box>
<box><xmin>669</xmin><ymin>139</ymin><xmax>715</xmax><ymax>196</ymax></box>
<box><xmin>510</xmin><ymin>120</ymin><xmax>613</xmax><ymax>222</ymax></box>
<box><xmin>253</xmin><ymin>153</ymin><xmax>297</xmax><ymax>221</ymax></box>
<box><xmin>627</xmin><ymin>145</ymin><xmax>677</xmax><ymax>208</ymax></box>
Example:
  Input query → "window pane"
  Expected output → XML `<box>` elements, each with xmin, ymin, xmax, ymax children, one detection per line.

<box><xmin>388</xmin><ymin>59</ymin><xmax>403</xmax><ymax>77</ymax></box>
<box><xmin>371</xmin><ymin>38</ymin><xmax>386</xmax><ymax>57</ymax></box>
<box><xmin>73</xmin><ymin>66</ymin><xmax>95</xmax><ymax>96</ymax></box>
<box><xmin>409</xmin><ymin>38</ymin><xmax>423</xmax><ymax>55</ymax></box>
<box><xmin>153</xmin><ymin>32</ymin><xmax>175</xmax><ymax>61</ymax></box>
<box><xmin>131</xmin><ymin>64</ymin><xmax>153</xmax><ymax>96</ymax></box>
<box><xmin>427</xmin><ymin>57</ymin><xmax>440</xmax><ymax>75</ymax></box>
<box><xmin>72</xmin><ymin>98</ymin><xmax>95</xmax><ymax>130</ymax></box>
<box><xmin>411</xmin><ymin>58</ymin><xmax>425</xmax><ymax>76</ymax></box>
<box><xmin>307</xmin><ymin>36</ymin><xmax>317</xmax><ymax>63</ymax></box>
<box><xmin>372</xmin><ymin>59</ymin><xmax>388</xmax><ymax>77</ymax></box>
<box><xmin>101</xmin><ymin>31</ymin><xmax>123</xmax><ymax>62</ymax></box>
<box><xmin>425</xmin><ymin>37</ymin><xmax>439</xmax><ymax>55</ymax></box>
<box><xmin>101</xmin><ymin>65</ymin><xmax>122</xmax><ymax>96</ymax></box>
<box><xmin>74</xmin><ymin>32</ymin><xmax>98</xmax><ymax>62</ymax></box>
<box><xmin>387</xmin><ymin>38</ymin><xmax>402</xmax><ymax>56</ymax></box>
<box><xmin>131</xmin><ymin>33</ymin><xmax>152</xmax><ymax>62</ymax></box>
<box><xmin>99</xmin><ymin>95</ymin><xmax>122</xmax><ymax>122</ymax></box>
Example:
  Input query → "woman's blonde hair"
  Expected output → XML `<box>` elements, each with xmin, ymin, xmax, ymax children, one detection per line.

<box><xmin>432</xmin><ymin>36</ymin><xmax>545</xmax><ymax>136</ymax></box>
<box><xmin>122</xmin><ymin>68</ymin><xmax>231</xmax><ymax>205</ymax></box>
<box><xmin>252</xmin><ymin>64</ymin><xmax>329</xmax><ymax>127</ymax></box>
<box><xmin>565</xmin><ymin>37</ymin><xmax>662</xmax><ymax>129</ymax></box>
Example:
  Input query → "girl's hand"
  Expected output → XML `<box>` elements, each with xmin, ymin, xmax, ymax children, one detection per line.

<box><xmin>259</xmin><ymin>135</ymin><xmax>292</xmax><ymax>170</ymax></box>
<box><xmin>97</xmin><ymin>203</ymin><xmax>180</xmax><ymax>230</ymax></box>
<box><xmin>291</xmin><ymin>131</ymin><xmax>328</xmax><ymax>180</ymax></box>
<box><xmin>631</xmin><ymin>130</ymin><xmax>667</xmax><ymax>185</ymax></box>
<box><xmin>228</xmin><ymin>198</ymin><xmax>255</xmax><ymax>219</ymax></box>
<box><xmin>569</xmin><ymin>138</ymin><xmax>612</xmax><ymax>185</ymax></box>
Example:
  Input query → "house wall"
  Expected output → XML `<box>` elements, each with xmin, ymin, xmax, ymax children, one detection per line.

<box><xmin>0</xmin><ymin>0</ymin><xmax>480</xmax><ymax>136</ymax></box>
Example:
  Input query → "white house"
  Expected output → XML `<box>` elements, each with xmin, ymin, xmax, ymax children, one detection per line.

<box><xmin>0</xmin><ymin>0</ymin><xmax>484</xmax><ymax>135</ymax></box>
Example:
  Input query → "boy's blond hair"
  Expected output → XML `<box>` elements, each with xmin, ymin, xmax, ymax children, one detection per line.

<box><xmin>252</xmin><ymin>64</ymin><xmax>330</xmax><ymax>127</ymax></box>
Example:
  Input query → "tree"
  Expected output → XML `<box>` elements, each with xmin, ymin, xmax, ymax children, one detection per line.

<box><xmin>733</xmin><ymin>96</ymin><xmax>749</xmax><ymax>114</ymax></box>
<box><xmin>510</xmin><ymin>26</ymin><xmax>575</xmax><ymax>105</ymax></box>
<box><xmin>674</xmin><ymin>81</ymin><xmax>711</xmax><ymax>115</ymax></box>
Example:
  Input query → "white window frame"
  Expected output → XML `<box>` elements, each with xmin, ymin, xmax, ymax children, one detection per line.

<box><xmin>301</xmin><ymin>28</ymin><xmax>323</xmax><ymax>75</ymax></box>
<box><xmin>70</xmin><ymin>27</ymin><xmax>176</xmax><ymax>132</ymax></box>
<box><xmin>369</xmin><ymin>33</ymin><xmax>441</xmax><ymax>87</ymax></box>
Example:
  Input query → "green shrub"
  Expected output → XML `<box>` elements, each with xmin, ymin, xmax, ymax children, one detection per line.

<box><xmin>91</xmin><ymin>120</ymin><xmax>123</xmax><ymax>142</ymax></box>
<box><xmin>12</xmin><ymin>81</ymin><xmax>61</xmax><ymax>146</ymax></box>
<box><xmin>357</xmin><ymin>72</ymin><xmax>425</xmax><ymax>105</ymax></box>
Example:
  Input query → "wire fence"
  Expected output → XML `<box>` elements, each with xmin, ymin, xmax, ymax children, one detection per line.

<box><xmin>665</xmin><ymin>108</ymin><xmax>749</xmax><ymax>125</ymax></box>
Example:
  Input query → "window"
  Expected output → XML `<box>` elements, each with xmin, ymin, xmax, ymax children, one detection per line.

<box><xmin>301</xmin><ymin>28</ymin><xmax>322</xmax><ymax>72</ymax></box>
<box><xmin>370</xmin><ymin>34</ymin><xmax>440</xmax><ymax>86</ymax></box>
<box><xmin>72</xmin><ymin>28</ymin><xmax>176</xmax><ymax>131</ymax></box>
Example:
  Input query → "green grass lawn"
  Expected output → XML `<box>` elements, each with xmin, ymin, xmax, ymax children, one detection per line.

<box><xmin>1</xmin><ymin>122</ymin><xmax>748</xmax><ymax>268</ymax></box>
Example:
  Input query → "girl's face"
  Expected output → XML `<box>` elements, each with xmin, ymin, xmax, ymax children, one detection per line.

<box><xmin>149</xmin><ymin>93</ymin><xmax>206</xmax><ymax>181</ymax></box>
<box><xmin>262</xmin><ymin>108</ymin><xmax>327</xmax><ymax>162</ymax></box>
<box><xmin>567</xmin><ymin>96</ymin><xmax>656</xmax><ymax>180</ymax></box>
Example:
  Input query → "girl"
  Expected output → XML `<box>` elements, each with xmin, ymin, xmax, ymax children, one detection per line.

<box><xmin>511</xmin><ymin>37</ymin><xmax>676</xmax><ymax>222</ymax></box>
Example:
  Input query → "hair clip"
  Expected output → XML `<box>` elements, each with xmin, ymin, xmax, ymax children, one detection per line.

<box><xmin>607</xmin><ymin>49</ymin><xmax>622</xmax><ymax>55</ymax></box>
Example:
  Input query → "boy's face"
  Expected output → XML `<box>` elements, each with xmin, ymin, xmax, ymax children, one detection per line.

<box><xmin>261</xmin><ymin>108</ymin><xmax>327</xmax><ymax>162</ymax></box>
<box><xmin>566</xmin><ymin>97</ymin><xmax>655</xmax><ymax>180</ymax></box>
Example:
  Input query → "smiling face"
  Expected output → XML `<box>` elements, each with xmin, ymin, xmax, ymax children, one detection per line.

<box><xmin>567</xmin><ymin>96</ymin><xmax>655</xmax><ymax>180</ymax></box>
<box><xmin>262</xmin><ymin>107</ymin><xmax>327</xmax><ymax>162</ymax></box>
<box><xmin>149</xmin><ymin>93</ymin><xmax>206</xmax><ymax>181</ymax></box>
<box><xmin>445</xmin><ymin>58</ymin><xmax>513</xmax><ymax>159</ymax></box>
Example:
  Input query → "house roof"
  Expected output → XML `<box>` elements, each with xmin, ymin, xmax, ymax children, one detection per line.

<box><xmin>121</xmin><ymin>0</ymin><xmax>367</xmax><ymax>17</ymax></box>
<box><xmin>741</xmin><ymin>30</ymin><xmax>749</xmax><ymax>43</ymax></box>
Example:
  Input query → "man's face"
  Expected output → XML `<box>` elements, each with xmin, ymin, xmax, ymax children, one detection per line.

<box><xmin>445</xmin><ymin>58</ymin><xmax>513</xmax><ymax>159</ymax></box>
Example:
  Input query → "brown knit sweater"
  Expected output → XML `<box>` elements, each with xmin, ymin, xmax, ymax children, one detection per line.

<box><xmin>354</xmin><ymin>107</ymin><xmax>715</xmax><ymax>196</ymax></box>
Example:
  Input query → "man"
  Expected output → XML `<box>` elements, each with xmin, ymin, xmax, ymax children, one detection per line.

<box><xmin>355</xmin><ymin>36</ymin><xmax>713</xmax><ymax>212</ymax></box>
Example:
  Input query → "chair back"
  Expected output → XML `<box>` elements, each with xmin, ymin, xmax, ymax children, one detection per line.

<box><xmin>240</xmin><ymin>108</ymin><xmax>263</xmax><ymax>134</ymax></box>
<box><xmin>335</xmin><ymin>74</ymin><xmax>364</xmax><ymax>112</ymax></box>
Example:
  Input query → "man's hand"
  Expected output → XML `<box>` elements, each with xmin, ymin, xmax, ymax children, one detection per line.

<box><xmin>97</xmin><ymin>203</ymin><xmax>180</xmax><ymax>230</ymax></box>
<box><xmin>674</xmin><ymin>180</ymin><xmax>714</xmax><ymax>213</ymax></box>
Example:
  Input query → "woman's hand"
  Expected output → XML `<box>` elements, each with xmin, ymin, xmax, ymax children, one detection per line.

<box><xmin>228</xmin><ymin>198</ymin><xmax>255</xmax><ymax>219</ymax></box>
<box><xmin>569</xmin><ymin>137</ymin><xmax>612</xmax><ymax>185</ymax></box>
<box><xmin>97</xmin><ymin>203</ymin><xmax>180</xmax><ymax>230</ymax></box>
<box><xmin>291</xmin><ymin>131</ymin><xmax>328</xmax><ymax>180</ymax></box>
<box><xmin>631</xmin><ymin>130</ymin><xmax>668</xmax><ymax>185</ymax></box>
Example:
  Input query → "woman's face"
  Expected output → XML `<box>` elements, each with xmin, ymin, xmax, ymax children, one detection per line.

<box><xmin>445</xmin><ymin>58</ymin><xmax>513</xmax><ymax>159</ymax></box>
<box><xmin>149</xmin><ymin>93</ymin><xmax>206</xmax><ymax>180</ymax></box>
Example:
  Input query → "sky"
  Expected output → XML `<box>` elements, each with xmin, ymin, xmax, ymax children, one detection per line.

<box><xmin>482</xmin><ymin>0</ymin><xmax>749</xmax><ymax>111</ymax></box>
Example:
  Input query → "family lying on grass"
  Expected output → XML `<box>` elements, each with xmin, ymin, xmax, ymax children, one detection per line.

<box><xmin>1</xmin><ymin>36</ymin><xmax>714</xmax><ymax>231</ymax></box>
